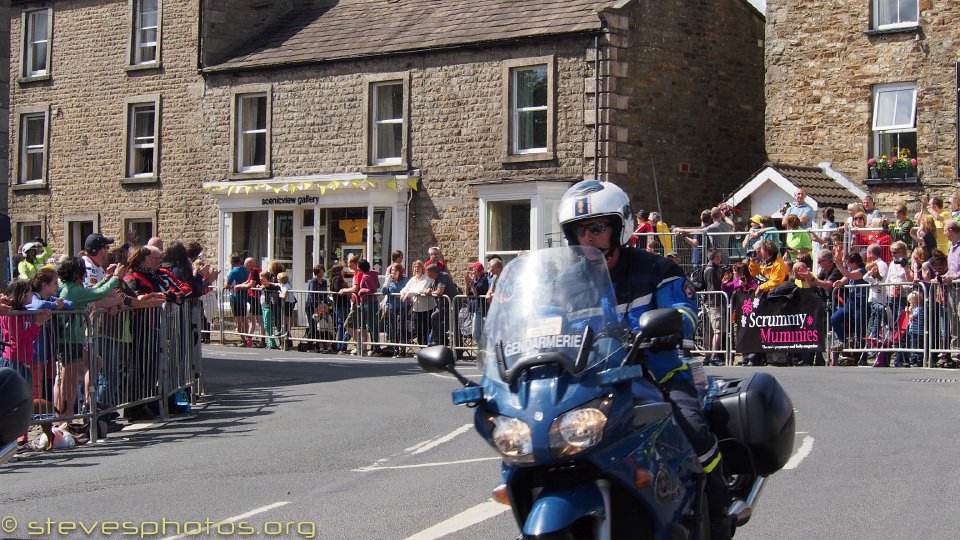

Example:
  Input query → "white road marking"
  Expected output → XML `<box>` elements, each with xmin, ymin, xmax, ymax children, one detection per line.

<box><xmin>353</xmin><ymin>456</ymin><xmax>500</xmax><ymax>472</ymax></box>
<box><xmin>160</xmin><ymin>501</ymin><xmax>290</xmax><ymax>540</ymax></box>
<box><xmin>404</xmin><ymin>500</ymin><xmax>510</xmax><ymax>540</ymax></box>
<box><xmin>410</xmin><ymin>424</ymin><xmax>473</xmax><ymax>455</ymax></box>
<box><xmin>782</xmin><ymin>435</ymin><xmax>814</xmax><ymax>470</ymax></box>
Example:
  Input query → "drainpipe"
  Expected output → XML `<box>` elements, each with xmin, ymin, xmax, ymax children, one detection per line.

<box><xmin>594</xmin><ymin>33</ymin><xmax>600</xmax><ymax>179</ymax></box>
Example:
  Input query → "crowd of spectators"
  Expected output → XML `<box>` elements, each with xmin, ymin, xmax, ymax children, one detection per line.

<box><xmin>2</xmin><ymin>232</ymin><xmax>219</xmax><ymax>450</ymax></box>
<box><xmin>221</xmin><ymin>246</ymin><xmax>505</xmax><ymax>358</ymax></box>
<box><xmin>661</xmin><ymin>191</ymin><xmax>960</xmax><ymax>368</ymax></box>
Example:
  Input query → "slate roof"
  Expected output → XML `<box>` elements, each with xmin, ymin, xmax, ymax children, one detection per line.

<box><xmin>764</xmin><ymin>163</ymin><xmax>861</xmax><ymax>209</ymax></box>
<box><xmin>208</xmin><ymin>0</ymin><xmax>618</xmax><ymax>72</ymax></box>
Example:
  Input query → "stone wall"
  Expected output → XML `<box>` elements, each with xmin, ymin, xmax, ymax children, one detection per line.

<box><xmin>604</xmin><ymin>0</ymin><xmax>767</xmax><ymax>224</ymax></box>
<box><xmin>765</xmin><ymin>0</ymin><xmax>959</xmax><ymax>212</ymax></box>
<box><xmin>6</xmin><ymin>0</ymin><xmax>769</xmax><ymax>271</ymax></box>
<box><xmin>7</xmin><ymin>0</ymin><xmax>218</xmax><ymax>257</ymax></box>
<box><xmin>203</xmin><ymin>39</ymin><xmax>596</xmax><ymax>266</ymax></box>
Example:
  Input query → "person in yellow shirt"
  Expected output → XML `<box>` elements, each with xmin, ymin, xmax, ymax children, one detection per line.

<box><xmin>648</xmin><ymin>211</ymin><xmax>674</xmax><ymax>255</ymax></box>
<box><xmin>747</xmin><ymin>239</ymin><xmax>788</xmax><ymax>296</ymax></box>
<box><xmin>919</xmin><ymin>196</ymin><xmax>953</xmax><ymax>254</ymax></box>
<box><xmin>17</xmin><ymin>240</ymin><xmax>53</xmax><ymax>281</ymax></box>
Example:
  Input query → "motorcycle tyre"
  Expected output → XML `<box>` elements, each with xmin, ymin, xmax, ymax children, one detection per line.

<box><xmin>520</xmin><ymin>517</ymin><xmax>593</xmax><ymax>540</ymax></box>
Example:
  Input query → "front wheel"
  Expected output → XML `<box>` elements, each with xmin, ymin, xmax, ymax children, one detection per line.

<box><xmin>522</xmin><ymin>517</ymin><xmax>596</xmax><ymax>540</ymax></box>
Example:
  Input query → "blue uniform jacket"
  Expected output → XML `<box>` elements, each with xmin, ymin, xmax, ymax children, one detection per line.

<box><xmin>608</xmin><ymin>246</ymin><xmax>698</xmax><ymax>383</ymax></box>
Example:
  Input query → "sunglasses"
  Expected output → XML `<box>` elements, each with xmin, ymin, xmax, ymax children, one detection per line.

<box><xmin>574</xmin><ymin>222</ymin><xmax>611</xmax><ymax>237</ymax></box>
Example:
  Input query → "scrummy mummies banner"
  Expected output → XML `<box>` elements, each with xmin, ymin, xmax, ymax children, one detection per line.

<box><xmin>733</xmin><ymin>290</ymin><xmax>826</xmax><ymax>352</ymax></box>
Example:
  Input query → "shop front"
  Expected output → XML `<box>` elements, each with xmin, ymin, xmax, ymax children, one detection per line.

<box><xmin>203</xmin><ymin>173</ymin><xmax>417</xmax><ymax>288</ymax></box>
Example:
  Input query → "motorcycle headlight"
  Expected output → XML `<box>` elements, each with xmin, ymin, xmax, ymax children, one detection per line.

<box><xmin>486</xmin><ymin>414</ymin><xmax>534</xmax><ymax>463</ymax></box>
<box><xmin>549</xmin><ymin>396</ymin><xmax>613</xmax><ymax>458</ymax></box>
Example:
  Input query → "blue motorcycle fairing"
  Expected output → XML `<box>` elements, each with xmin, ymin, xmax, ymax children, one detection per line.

<box><xmin>521</xmin><ymin>483</ymin><xmax>606</xmax><ymax>536</ymax></box>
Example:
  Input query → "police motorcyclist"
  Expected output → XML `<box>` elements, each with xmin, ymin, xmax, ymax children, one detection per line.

<box><xmin>558</xmin><ymin>179</ymin><xmax>731</xmax><ymax>539</ymax></box>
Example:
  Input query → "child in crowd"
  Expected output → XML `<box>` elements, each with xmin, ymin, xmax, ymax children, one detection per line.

<box><xmin>27</xmin><ymin>268</ymin><xmax>74</xmax><ymax>405</ymax></box>
<box><xmin>1</xmin><ymin>280</ymin><xmax>53</xmax><ymax>445</ymax></box>
<box><xmin>259</xmin><ymin>271</ymin><xmax>280</xmax><ymax>349</ymax></box>
<box><xmin>277</xmin><ymin>272</ymin><xmax>297</xmax><ymax>349</ymax></box>
<box><xmin>896</xmin><ymin>291</ymin><xmax>924</xmax><ymax>368</ymax></box>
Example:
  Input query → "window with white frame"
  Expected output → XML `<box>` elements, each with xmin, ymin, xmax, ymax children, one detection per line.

<box><xmin>19</xmin><ymin>112</ymin><xmax>47</xmax><ymax>184</ymax></box>
<box><xmin>236</xmin><ymin>93</ymin><xmax>267</xmax><ymax>172</ymax></box>
<box><xmin>487</xmin><ymin>200</ymin><xmax>531</xmax><ymax>262</ymax></box>
<box><xmin>511</xmin><ymin>66</ymin><xmax>548</xmax><ymax>154</ymax></box>
<box><xmin>132</xmin><ymin>0</ymin><xmax>159</xmax><ymax>65</ymax></box>
<box><xmin>127</xmin><ymin>102</ymin><xmax>157</xmax><ymax>177</ymax></box>
<box><xmin>873</xmin><ymin>0</ymin><xmax>918</xmax><ymax>30</ymax></box>
<box><xmin>23</xmin><ymin>9</ymin><xmax>51</xmax><ymax>78</ymax></box>
<box><xmin>371</xmin><ymin>81</ymin><xmax>403</xmax><ymax>165</ymax></box>
<box><xmin>479</xmin><ymin>183</ymin><xmax>568</xmax><ymax>265</ymax></box>
<box><xmin>18</xmin><ymin>222</ymin><xmax>42</xmax><ymax>248</ymax></box>
<box><xmin>872</xmin><ymin>82</ymin><xmax>917</xmax><ymax>161</ymax></box>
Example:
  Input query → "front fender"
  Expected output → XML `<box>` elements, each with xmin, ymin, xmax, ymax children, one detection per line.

<box><xmin>522</xmin><ymin>483</ymin><xmax>605</xmax><ymax>536</ymax></box>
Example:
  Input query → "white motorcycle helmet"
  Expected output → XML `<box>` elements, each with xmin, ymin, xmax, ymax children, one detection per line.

<box><xmin>559</xmin><ymin>180</ymin><xmax>633</xmax><ymax>247</ymax></box>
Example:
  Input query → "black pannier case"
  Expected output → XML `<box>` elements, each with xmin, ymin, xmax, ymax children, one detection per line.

<box><xmin>706</xmin><ymin>372</ymin><xmax>796</xmax><ymax>476</ymax></box>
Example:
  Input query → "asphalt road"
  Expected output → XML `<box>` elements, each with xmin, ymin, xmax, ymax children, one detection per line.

<box><xmin>2</xmin><ymin>345</ymin><xmax>959</xmax><ymax>540</ymax></box>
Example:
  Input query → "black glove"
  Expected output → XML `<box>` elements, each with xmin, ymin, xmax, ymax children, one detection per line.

<box><xmin>34</xmin><ymin>236</ymin><xmax>46</xmax><ymax>247</ymax></box>
<box><xmin>649</xmin><ymin>332</ymin><xmax>683</xmax><ymax>352</ymax></box>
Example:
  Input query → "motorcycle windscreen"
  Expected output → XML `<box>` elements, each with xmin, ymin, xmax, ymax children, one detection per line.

<box><xmin>479</xmin><ymin>246</ymin><xmax>626</xmax><ymax>380</ymax></box>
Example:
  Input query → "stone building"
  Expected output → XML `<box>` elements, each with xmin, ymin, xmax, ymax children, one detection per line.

<box><xmin>7</xmin><ymin>0</ymin><xmax>765</xmax><ymax>286</ymax></box>
<box><xmin>765</xmin><ymin>0</ymin><xmax>959</xmax><ymax>210</ymax></box>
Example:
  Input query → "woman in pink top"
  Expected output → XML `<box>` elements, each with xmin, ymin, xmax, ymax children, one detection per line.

<box><xmin>1</xmin><ymin>280</ymin><xmax>52</xmax><ymax>380</ymax></box>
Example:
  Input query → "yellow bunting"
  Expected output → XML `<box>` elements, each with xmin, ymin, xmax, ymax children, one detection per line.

<box><xmin>227</xmin><ymin>186</ymin><xmax>236</xmax><ymax>195</ymax></box>
<box><xmin>303</xmin><ymin>182</ymin><xmax>313</xmax><ymax>190</ymax></box>
<box><xmin>319</xmin><ymin>186</ymin><xmax>327</xmax><ymax>196</ymax></box>
<box><xmin>387</xmin><ymin>180</ymin><xmax>398</xmax><ymax>191</ymax></box>
<box><xmin>408</xmin><ymin>179</ymin><xmax>419</xmax><ymax>191</ymax></box>
<box><xmin>330</xmin><ymin>181</ymin><xmax>340</xmax><ymax>190</ymax></box>
<box><xmin>244</xmin><ymin>186</ymin><xmax>251</xmax><ymax>194</ymax></box>
<box><xmin>273</xmin><ymin>187</ymin><xmax>281</xmax><ymax>193</ymax></box>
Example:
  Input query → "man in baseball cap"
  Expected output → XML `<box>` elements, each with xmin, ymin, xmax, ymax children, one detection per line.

<box><xmin>82</xmin><ymin>233</ymin><xmax>115</xmax><ymax>286</ymax></box>
<box><xmin>84</xmin><ymin>233</ymin><xmax>114</xmax><ymax>253</ymax></box>
<box><xmin>464</xmin><ymin>261</ymin><xmax>490</xmax><ymax>343</ymax></box>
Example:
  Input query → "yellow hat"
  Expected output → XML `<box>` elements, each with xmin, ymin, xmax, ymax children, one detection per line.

<box><xmin>749</xmin><ymin>214</ymin><xmax>764</xmax><ymax>225</ymax></box>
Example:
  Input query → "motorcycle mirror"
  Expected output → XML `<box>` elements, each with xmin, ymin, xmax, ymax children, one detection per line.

<box><xmin>416</xmin><ymin>346</ymin><xmax>478</xmax><ymax>387</ymax></box>
<box><xmin>637</xmin><ymin>308</ymin><xmax>682</xmax><ymax>338</ymax></box>
<box><xmin>416</xmin><ymin>345</ymin><xmax>456</xmax><ymax>374</ymax></box>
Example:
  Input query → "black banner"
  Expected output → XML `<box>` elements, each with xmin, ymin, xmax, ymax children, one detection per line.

<box><xmin>734</xmin><ymin>288</ymin><xmax>826</xmax><ymax>353</ymax></box>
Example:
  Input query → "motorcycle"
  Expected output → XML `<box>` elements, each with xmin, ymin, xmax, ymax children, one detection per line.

<box><xmin>417</xmin><ymin>246</ymin><xmax>795</xmax><ymax>539</ymax></box>
<box><xmin>1</xmin><ymin>365</ymin><xmax>33</xmax><ymax>465</ymax></box>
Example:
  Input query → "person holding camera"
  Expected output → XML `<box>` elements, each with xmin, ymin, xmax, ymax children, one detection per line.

<box><xmin>746</xmin><ymin>239</ymin><xmax>788</xmax><ymax>297</ymax></box>
<box><xmin>17</xmin><ymin>237</ymin><xmax>53</xmax><ymax>281</ymax></box>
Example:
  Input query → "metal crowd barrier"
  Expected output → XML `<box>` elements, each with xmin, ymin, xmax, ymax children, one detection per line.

<box><xmin>3</xmin><ymin>301</ymin><xmax>203</xmax><ymax>447</ymax></box>
<box><xmin>695</xmin><ymin>290</ymin><xmax>733</xmax><ymax>365</ymax></box>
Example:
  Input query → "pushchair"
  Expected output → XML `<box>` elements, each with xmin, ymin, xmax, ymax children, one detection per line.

<box><xmin>862</xmin><ymin>307</ymin><xmax>909</xmax><ymax>367</ymax></box>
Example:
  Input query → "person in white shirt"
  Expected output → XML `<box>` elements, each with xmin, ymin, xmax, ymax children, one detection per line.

<box><xmin>862</xmin><ymin>244</ymin><xmax>889</xmax><ymax>342</ymax></box>
<box><xmin>82</xmin><ymin>233</ymin><xmax>115</xmax><ymax>287</ymax></box>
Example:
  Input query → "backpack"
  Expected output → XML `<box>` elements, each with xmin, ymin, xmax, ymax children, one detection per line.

<box><xmin>689</xmin><ymin>265</ymin><xmax>708</xmax><ymax>292</ymax></box>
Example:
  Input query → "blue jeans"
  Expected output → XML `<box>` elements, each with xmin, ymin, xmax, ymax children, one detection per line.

<box><xmin>334</xmin><ymin>305</ymin><xmax>349</xmax><ymax>351</ymax></box>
